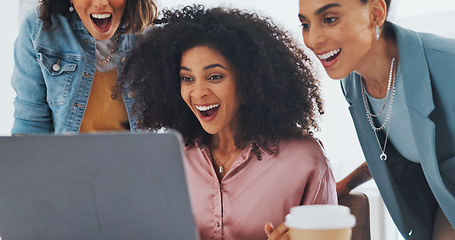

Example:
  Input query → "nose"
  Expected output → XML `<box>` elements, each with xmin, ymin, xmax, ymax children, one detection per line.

<box><xmin>303</xmin><ymin>27</ymin><xmax>325</xmax><ymax>52</ymax></box>
<box><xmin>92</xmin><ymin>0</ymin><xmax>109</xmax><ymax>8</ymax></box>
<box><xmin>190</xmin><ymin>81</ymin><xmax>211</xmax><ymax>100</ymax></box>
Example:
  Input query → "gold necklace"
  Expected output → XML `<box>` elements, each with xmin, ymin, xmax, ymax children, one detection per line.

<box><xmin>211</xmin><ymin>147</ymin><xmax>238</xmax><ymax>174</ymax></box>
<box><xmin>97</xmin><ymin>32</ymin><xmax>119</xmax><ymax>65</ymax></box>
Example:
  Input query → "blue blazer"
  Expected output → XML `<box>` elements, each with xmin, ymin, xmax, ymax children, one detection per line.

<box><xmin>342</xmin><ymin>23</ymin><xmax>455</xmax><ymax>239</ymax></box>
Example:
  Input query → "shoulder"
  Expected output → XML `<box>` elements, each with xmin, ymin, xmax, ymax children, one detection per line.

<box><xmin>419</xmin><ymin>32</ymin><xmax>455</xmax><ymax>57</ymax></box>
<box><xmin>275</xmin><ymin>137</ymin><xmax>334</xmax><ymax>189</ymax></box>
<box><xmin>22</xmin><ymin>7</ymin><xmax>69</xmax><ymax>29</ymax></box>
<box><xmin>277</xmin><ymin>136</ymin><xmax>329</xmax><ymax>167</ymax></box>
<box><xmin>419</xmin><ymin>32</ymin><xmax>455</xmax><ymax>78</ymax></box>
<box><xmin>393</xmin><ymin>23</ymin><xmax>455</xmax><ymax>59</ymax></box>
<box><xmin>393</xmin><ymin>23</ymin><xmax>455</xmax><ymax>82</ymax></box>
<box><xmin>23</xmin><ymin>7</ymin><xmax>40</xmax><ymax>23</ymax></box>
<box><xmin>20</xmin><ymin>8</ymin><xmax>74</xmax><ymax>41</ymax></box>
<box><xmin>20</xmin><ymin>8</ymin><xmax>41</xmax><ymax>36</ymax></box>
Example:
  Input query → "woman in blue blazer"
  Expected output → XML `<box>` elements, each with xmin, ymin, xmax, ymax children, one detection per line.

<box><xmin>293</xmin><ymin>0</ymin><xmax>455</xmax><ymax>239</ymax></box>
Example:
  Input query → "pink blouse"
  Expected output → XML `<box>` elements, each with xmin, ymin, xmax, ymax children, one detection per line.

<box><xmin>183</xmin><ymin>136</ymin><xmax>337</xmax><ymax>240</ymax></box>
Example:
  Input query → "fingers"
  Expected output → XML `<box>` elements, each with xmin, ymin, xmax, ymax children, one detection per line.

<box><xmin>265</xmin><ymin>221</ymin><xmax>274</xmax><ymax>237</ymax></box>
<box><xmin>279</xmin><ymin>234</ymin><xmax>291</xmax><ymax>240</ymax></box>
<box><xmin>265</xmin><ymin>222</ymin><xmax>290</xmax><ymax>240</ymax></box>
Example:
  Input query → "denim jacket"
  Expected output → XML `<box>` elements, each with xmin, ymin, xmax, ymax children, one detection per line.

<box><xmin>11</xmin><ymin>8</ymin><xmax>138</xmax><ymax>134</ymax></box>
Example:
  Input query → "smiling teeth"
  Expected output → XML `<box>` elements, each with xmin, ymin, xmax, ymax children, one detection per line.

<box><xmin>318</xmin><ymin>48</ymin><xmax>341</xmax><ymax>60</ymax></box>
<box><xmin>91</xmin><ymin>13</ymin><xmax>111</xmax><ymax>19</ymax></box>
<box><xmin>195</xmin><ymin>104</ymin><xmax>220</xmax><ymax>111</ymax></box>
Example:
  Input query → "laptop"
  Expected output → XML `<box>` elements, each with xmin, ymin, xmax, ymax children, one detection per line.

<box><xmin>0</xmin><ymin>131</ymin><xmax>198</xmax><ymax>240</ymax></box>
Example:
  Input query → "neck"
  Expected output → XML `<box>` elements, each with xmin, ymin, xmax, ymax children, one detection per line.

<box><xmin>210</xmin><ymin>129</ymin><xmax>237</xmax><ymax>154</ymax></box>
<box><xmin>355</xmin><ymin>36</ymin><xmax>398</xmax><ymax>98</ymax></box>
<box><xmin>209</xmin><ymin>129</ymin><xmax>240</xmax><ymax>180</ymax></box>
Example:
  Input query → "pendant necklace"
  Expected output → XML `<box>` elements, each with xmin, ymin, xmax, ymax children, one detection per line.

<box><xmin>360</xmin><ymin>57</ymin><xmax>397</xmax><ymax>161</ymax></box>
<box><xmin>97</xmin><ymin>32</ymin><xmax>119</xmax><ymax>65</ymax></box>
<box><xmin>211</xmin><ymin>147</ymin><xmax>238</xmax><ymax>174</ymax></box>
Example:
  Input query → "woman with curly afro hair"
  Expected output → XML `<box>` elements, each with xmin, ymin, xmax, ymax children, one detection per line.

<box><xmin>117</xmin><ymin>5</ymin><xmax>337</xmax><ymax>240</ymax></box>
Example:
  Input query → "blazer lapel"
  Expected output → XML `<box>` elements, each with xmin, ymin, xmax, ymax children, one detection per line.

<box><xmin>394</xmin><ymin>24</ymin><xmax>437</xmax><ymax>178</ymax></box>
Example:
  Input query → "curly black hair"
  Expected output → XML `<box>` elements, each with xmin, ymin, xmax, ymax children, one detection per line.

<box><xmin>117</xmin><ymin>5</ymin><xmax>323</xmax><ymax>147</ymax></box>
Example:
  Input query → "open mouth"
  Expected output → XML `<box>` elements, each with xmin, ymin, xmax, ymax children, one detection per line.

<box><xmin>195</xmin><ymin>104</ymin><xmax>220</xmax><ymax>118</ymax></box>
<box><xmin>318</xmin><ymin>48</ymin><xmax>341</xmax><ymax>63</ymax></box>
<box><xmin>91</xmin><ymin>13</ymin><xmax>112</xmax><ymax>33</ymax></box>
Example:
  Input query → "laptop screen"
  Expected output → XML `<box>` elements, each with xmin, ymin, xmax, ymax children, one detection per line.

<box><xmin>0</xmin><ymin>131</ymin><xmax>198</xmax><ymax>240</ymax></box>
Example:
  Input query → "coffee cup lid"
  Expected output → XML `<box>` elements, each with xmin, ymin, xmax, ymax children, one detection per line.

<box><xmin>285</xmin><ymin>205</ymin><xmax>356</xmax><ymax>230</ymax></box>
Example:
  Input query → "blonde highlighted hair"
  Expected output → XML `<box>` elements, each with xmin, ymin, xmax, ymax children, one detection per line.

<box><xmin>122</xmin><ymin>0</ymin><xmax>158</xmax><ymax>34</ymax></box>
<box><xmin>39</xmin><ymin>0</ymin><xmax>158</xmax><ymax>34</ymax></box>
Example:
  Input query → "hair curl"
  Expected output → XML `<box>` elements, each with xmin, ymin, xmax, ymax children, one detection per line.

<box><xmin>39</xmin><ymin>0</ymin><xmax>157</xmax><ymax>33</ymax></box>
<box><xmin>118</xmin><ymin>5</ymin><xmax>323</xmax><ymax>147</ymax></box>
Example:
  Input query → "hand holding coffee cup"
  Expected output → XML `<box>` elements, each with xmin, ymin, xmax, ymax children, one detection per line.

<box><xmin>285</xmin><ymin>205</ymin><xmax>356</xmax><ymax>240</ymax></box>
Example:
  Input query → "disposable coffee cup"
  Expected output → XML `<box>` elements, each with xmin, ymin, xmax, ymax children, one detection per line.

<box><xmin>285</xmin><ymin>205</ymin><xmax>356</xmax><ymax>240</ymax></box>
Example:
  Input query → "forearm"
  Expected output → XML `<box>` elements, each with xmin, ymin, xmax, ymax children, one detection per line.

<box><xmin>337</xmin><ymin>161</ymin><xmax>372</xmax><ymax>196</ymax></box>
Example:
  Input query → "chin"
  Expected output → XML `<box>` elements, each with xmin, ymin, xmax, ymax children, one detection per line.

<box><xmin>200</xmin><ymin>126</ymin><xmax>217</xmax><ymax>135</ymax></box>
<box><xmin>102</xmin><ymin>30</ymin><xmax>117</xmax><ymax>40</ymax></box>
<box><xmin>326</xmin><ymin>70</ymin><xmax>350</xmax><ymax>80</ymax></box>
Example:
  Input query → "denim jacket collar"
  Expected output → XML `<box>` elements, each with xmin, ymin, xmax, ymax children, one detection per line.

<box><xmin>70</xmin><ymin>11</ymin><xmax>86</xmax><ymax>31</ymax></box>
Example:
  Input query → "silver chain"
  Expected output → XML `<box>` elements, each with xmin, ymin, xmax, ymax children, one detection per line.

<box><xmin>365</xmin><ymin>58</ymin><xmax>395</xmax><ymax>117</ymax></box>
<box><xmin>361</xmin><ymin>57</ymin><xmax>396</xmax><ymax>132</ymax></box>
<box><xmin>360</xmin><ymin>57</ymin><xmax>397</xmax><ymax>161</ymax></box>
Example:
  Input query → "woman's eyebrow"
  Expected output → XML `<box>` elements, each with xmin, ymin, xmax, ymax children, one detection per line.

<box><xmin>180</xmin><ymin>66</ymin><xmax>191</xmax><ymax>71</ymax></box>
<box><xmin>315</xmin><ymin>3</ymin><xmax>342</xmax><ymax>15</ymax></box>
<box><xmin>180</xmin><ymin>64</ymin><xmax>227</xmax><ymax>72</ymax></box>
<box><xmin>298</xmin><ymin>14</ymin><xmax>307</xmax><ymax>21</ymax></box>
<box><xmin>299</xmin><ymin>3</ymin><xmax>342</xmax><ymax>19</ymax></box>
<box><xmin>203</xmin><ymin>64</ymin><xmax>227</xmax><ymax>71</ymax></box>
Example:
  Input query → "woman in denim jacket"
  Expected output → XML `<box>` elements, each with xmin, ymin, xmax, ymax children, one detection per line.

<box><xmin>11</xmin><ymin>0</ymin><xmax>157</xmax><ymax>134</ymax></box>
